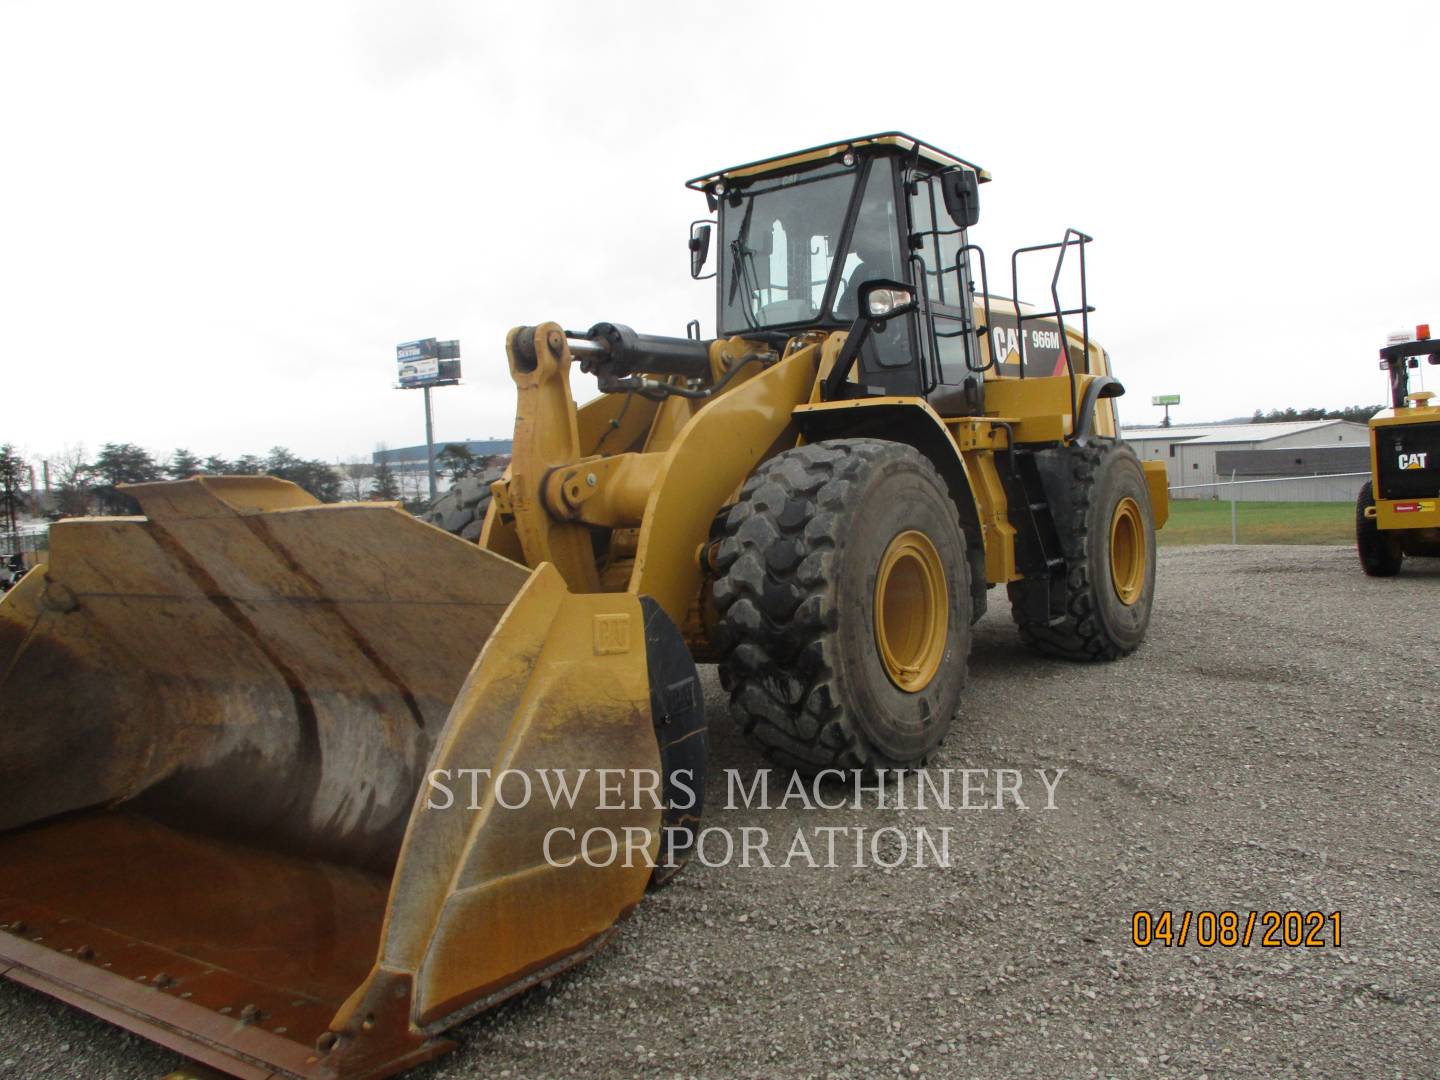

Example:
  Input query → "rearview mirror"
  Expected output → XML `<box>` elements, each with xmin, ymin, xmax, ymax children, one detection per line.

<box><xmin>940</xmin><ymin>169</ymin><xmax>980</xmax><ymax>228</ymax></box>
<box><xmin>689</xmin><ymin>221</ymin><xmax>713</xmax><ymax>279</ymax></box>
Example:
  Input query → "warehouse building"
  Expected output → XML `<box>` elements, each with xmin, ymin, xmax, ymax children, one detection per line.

<box><xmin>372</xmin><ymin>439</ymin><xmax>512</xmax><ymax>478</ymax></box>
<box><xmin>1122</xmin><ymin>420</ymin><xmax>1370</xmax><ymax>501</ymax></box>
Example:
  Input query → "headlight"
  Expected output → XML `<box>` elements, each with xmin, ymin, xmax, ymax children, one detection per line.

<box><xmin>866</xmin><ymin>288</ymin><xmax>914</xmax><ymax>318</ymax></box>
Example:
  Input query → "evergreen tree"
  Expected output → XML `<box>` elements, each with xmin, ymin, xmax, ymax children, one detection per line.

<box><xmin>438</xmin><ymin>442</ymin><xmax>477</xmax><ymax>482</ymax></box>
<box><xmin>371</xmin><ymin>455</ymin><xmax>401</xmax><ymax>501</ymax></box>
<box><xmin>264</xmin><ymin>447</ymin><xmax>341</xmax><ymax>503</ymax></box>
<box><xmin>1252</xmin><ymin>404</ymin><xmax>1383</xmax><ymax>425</ymax></box>
<box><xmin>167</xmin><ymin>448</ymin><xmax>203</xmax><ymax>479</ymax></box>
<box><xmin>91</xmin><ymin>443</ymin><xmax>162</xmax><ymax>514</ymax></box>
<box><xmin>0</xmin><ymin>444</ymin><xmax>26</xmax><ymax>535</ymax></box>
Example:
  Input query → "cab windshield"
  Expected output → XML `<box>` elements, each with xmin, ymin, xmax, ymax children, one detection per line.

<box><xmin>718</xmin><ymin>161</ymin><xmax>859</xmax><ymax>335</ymax></box>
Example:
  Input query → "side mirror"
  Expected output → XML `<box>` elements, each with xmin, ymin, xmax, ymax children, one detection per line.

<box><xmin>689</xmin><ymin>221</ymin><xmax>713</xmax><ymax>279</ymax></box>
<box><xmin>940</xmin><ymin>168</ymin><xmax>980</xmax><ymax>228</ymax></box>
<box><xmin>858</xmin><ymin>279</ymin><xmax>918</xmax><ymax>324</ymax></box>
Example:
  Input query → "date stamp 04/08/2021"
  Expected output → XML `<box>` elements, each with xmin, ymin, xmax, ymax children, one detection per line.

<box><xmin>1132</xmin><ymin>910</ymin><xmax>1343</xmax><ymax>949</ymax></box>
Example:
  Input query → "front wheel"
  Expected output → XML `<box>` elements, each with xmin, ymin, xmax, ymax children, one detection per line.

<box><xmin>1010</xmin><ymin>441</ymin><xmax>1157</xmax><ymax>660</ymax></box>
<box><xmin>714</xmin><ymin>439</ymin><xmax>971</xmax><ymax>773</ymax></box>
<box><xmin>1355</xmin><ymin>480</ymin><xmax>1403</xmax><ymax>577</ymax></box>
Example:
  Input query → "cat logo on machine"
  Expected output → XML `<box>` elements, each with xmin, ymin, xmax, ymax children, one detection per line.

<box><xmin>989</xmin><ymin>322</ymin><xmax>1071</xmax><ymax>376</ymax></box>
<box><xmin>1397</xmin><ymin>451</ymin><xmax>1429</xmax><ymax>470</ymax></box>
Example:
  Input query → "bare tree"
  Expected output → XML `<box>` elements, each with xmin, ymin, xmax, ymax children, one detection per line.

<box><xmin>398</xmin><ymin>466</ymin><xmax>421</xmax><ymax>504</ymax></box>
<box><xmin>52</xmin><ymin>444</ymin><xmax>93</xmax><ymax>518</ymax></box>
<box><xmin>338</xmin><ymin>457</ymin><xmax>372</xmax><ymax>501</ymax></box>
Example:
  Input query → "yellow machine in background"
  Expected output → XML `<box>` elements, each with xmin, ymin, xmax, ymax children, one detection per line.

<box><xmin>0</xmin><ymin>134</ymin><xmax>1166</xmax><ymax>1079</ymax></box>
<box><xmin>1357</xmin><ymin>323</ymin><xmax>1440</xmax><ymax>575</ymax></box>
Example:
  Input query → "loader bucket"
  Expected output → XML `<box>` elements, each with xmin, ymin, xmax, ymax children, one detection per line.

<box><xmin>0</xmin><ymin>477</ymin><xmax>704</xmax><ymax>1080</ymax></box>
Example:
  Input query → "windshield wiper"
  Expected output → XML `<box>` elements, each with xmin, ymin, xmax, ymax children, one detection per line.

<box><xmin>727</xmin><ymin>197</ymin><xmax>761</xmax><ymax>330</ymax></box>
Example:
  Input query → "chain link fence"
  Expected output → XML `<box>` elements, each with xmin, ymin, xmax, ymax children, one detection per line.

<box><xmin>2</xmin><ymin>525</ymin><xmax>50</xmax><ymax>562</ymax></box>
<box><xmin>1167</xmin><ymin>472</ymin><xmax>1368</xmax><ymax>544</ymax></box>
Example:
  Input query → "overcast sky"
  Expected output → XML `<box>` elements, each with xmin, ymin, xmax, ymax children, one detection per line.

<box><xmin>3</xmin><ymin>0</ymin><xmax>1437</xmax><ymax>469</ymax></box>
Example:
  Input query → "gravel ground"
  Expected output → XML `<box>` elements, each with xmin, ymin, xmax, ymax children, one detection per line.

<box><xmin>3</xmin><ymin>544</ymin><xmax>1438</xmax><ymax>1079</ymax></box>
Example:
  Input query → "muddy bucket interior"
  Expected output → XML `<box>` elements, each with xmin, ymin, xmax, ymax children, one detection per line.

<box><xmin>0</xmin><ymin>478</ymin><xmax>686</xmax><ymax>1079</ymax></box>
<box><xmin>0</xmin><ymin>814</ymin><xmax>394</xmax><ymax>1077</ymax></box>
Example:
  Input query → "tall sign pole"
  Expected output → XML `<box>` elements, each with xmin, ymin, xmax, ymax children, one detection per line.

<box><xmin>396</xmin><ymin>337</ymin><xmax>462</xmax><ymax>504</ymax></box>
<box><xmin>423</xmin><ymin>385</ymin><xmax>437</xmax><ymax>501</ymax></box>
<box><xmin>1151</xmin><ymin>394</ymin><xmax>1181</xmax><ymax>427</ymax></box>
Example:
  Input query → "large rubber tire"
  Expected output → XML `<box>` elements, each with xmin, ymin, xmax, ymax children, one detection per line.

<box><xmin>1356</xmin><ymin>480</ymin><xmax>1404</xmax><ymax>577</ymax></box>
<box><xmin>1009</xmin><ymin>441</ymin><xmax>1156</xmax><ymax>661</ymax></box>
<box><xmin>423</xmin><ymin>469</ymin><xmax>503</xmax><ymax>542</ymax></box>
<box><xmin>714</xmin><ymin>439</ymin><xmax>971</xmax><ymax>773</ymax></box>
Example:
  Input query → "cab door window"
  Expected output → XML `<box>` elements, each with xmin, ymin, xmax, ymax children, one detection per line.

<box><xmin>909</xmin><ymin>174</ymin><xmax>973</xmax><ymax>385</ymax></box>
<box><xmin>833</xmin><ymin>157</ymin><xmax>916</xmax><ymax>380</ymax></box>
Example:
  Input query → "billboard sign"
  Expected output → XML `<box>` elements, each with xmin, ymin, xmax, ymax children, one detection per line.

<box><xmin>397</xmin><ymin>339</ymin><xmax>460</xmax><ymax>387</ymax></box>
<box><xmin>1151</xmin><ymin>394</ymin><xmax>1181</xmax><ymax>406</ymax></box>
<box><xmin>399</xmin><ymin>358</ymin><xmax>440</xmax><ymax>384</ymax></box>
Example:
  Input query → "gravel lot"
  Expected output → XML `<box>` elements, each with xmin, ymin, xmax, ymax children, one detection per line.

<box><xmin>3</xmin><ymin>544</ymin><xmax>1438</xmax><ymax>1079</ymax></box>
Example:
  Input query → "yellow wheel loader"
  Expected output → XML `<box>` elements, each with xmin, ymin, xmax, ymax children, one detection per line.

<box><xmin>1357</xmin><ymin>323</ymin><xmax>1440</xmax><ymax>575</ymax></box>
<box><xmin>0</xmin><ymin>133</ymin><xmax>1167</xmax><ymax>1079</ymax></box>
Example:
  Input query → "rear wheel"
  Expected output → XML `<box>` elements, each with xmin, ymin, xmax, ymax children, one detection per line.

<box><xmin>424</xmin><ymin>469</ymin><xmax>502</xmax><ymax>541</ymax></box>
<box><xmin>714</xmin><ymin>439</ymin><xmax>971</xmax><ymax>773</ymax></box>
<box><xmin>1356</xmin><ymin>480</ymin><xmax>1403</xmax><ymax>576</ymax></box>
<box><xmin>1010</xmin><ymin>441</ymin><xmax>1157</xmax><ymax>660</ymax></box>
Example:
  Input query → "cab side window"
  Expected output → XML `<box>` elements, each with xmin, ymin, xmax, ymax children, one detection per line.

<box><xmin>909</xmin><ymin>178</ymin><xmax>963</xmax><ymax>306</ymax></box>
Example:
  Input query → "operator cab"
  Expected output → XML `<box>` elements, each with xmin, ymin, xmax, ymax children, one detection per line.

<box><xmin>691</xmin><ymin>128</ymin><xmax>996</xmax><ymax>414</ymax></box>
<box><xmin>687</xmin><ymin>133</ymin><xmax>1096</xmax><ymax>421</ymax></box>
<box><xmin>1378</xmin><ymin>324</ymin><xmax>1440</xmax><ymax>411</ymax></box>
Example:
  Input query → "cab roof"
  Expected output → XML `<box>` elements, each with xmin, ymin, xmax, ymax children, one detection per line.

<box><xmin>685</xmin><ymin>132</ymin><xmax>991</xmax><ymax>192</ymax></box>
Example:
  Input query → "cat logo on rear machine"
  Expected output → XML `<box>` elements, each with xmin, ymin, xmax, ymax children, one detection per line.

<box><xmin>1398</xmin><ymin>451</ymin><xmax>1430</xmax><ymax>470</ymax></box>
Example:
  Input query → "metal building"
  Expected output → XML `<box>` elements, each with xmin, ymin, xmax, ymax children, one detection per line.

<box><xmin>1122</xmin><ymin>420</ymin><xmax>1370</xmax><ymax>501</ymax></box>
<box><xmin>372</xmin><ymin>439</ymin><xmax>512</xmax><ymax>477</ymax></box>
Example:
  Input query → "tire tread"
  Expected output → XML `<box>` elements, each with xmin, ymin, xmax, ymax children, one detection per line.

<box><xmin>1356</xmin><ymin>480</ymin><xmax>1404</xmax><ymax>577</ymax></box>
<box><xmin>714</xmin><ymin>439</ymin><xmax>965</xmax><ymax>772</ymax></box>
<box><xmin>1009</xmin><ymin>442</ymin><xmax>1140</xmax><ymax>662</ymax></box>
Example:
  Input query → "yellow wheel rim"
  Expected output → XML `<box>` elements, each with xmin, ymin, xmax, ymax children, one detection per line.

<box><xmin>874</xmin><ymin>530</ymin><xmax>948</xmax><ymax>693</ymax></box>
<box><xmin>1109</xmin><ymin>496</ymin><xmax>1146</xmax><ymax>607</ymax></box>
